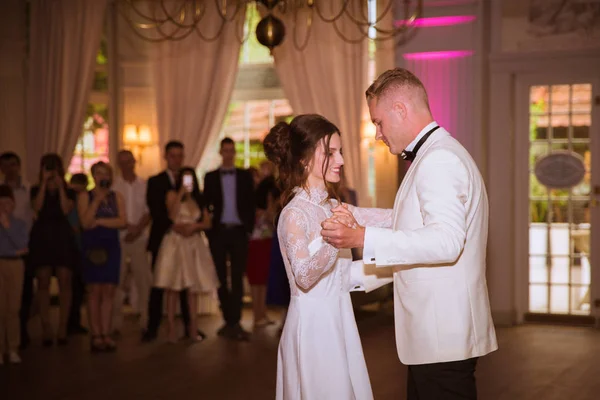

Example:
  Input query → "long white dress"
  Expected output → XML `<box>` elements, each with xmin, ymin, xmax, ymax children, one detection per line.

<box><xmin>154</xmin><ymin>200</ymin><xmax>219</xmax><ymax>293</ymax></box>
<box><xmin>276</xmin><ymin>187</ymin><xmax>392</xmax><ymax>400</ymax></box>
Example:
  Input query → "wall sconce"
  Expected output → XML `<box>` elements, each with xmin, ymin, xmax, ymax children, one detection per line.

<box><xmin>123</xmin><ymin>124</ymin><xmax>154</xmax><ymax>164</ymax></box>
<box><xmin>361</xmin><ymin>120</ymin><xmax>376</xmax><ymax>145</ymax></box>
<box><xmin>360</xmin><ymin>119</ymin><xmax>377</xmax><ymax>205</ymax></box>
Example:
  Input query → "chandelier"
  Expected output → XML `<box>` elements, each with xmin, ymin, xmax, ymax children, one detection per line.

<box><xmin>120</xmin><ymin>0</ymin><xmax>424</xmax><ymax>51</ymax></box>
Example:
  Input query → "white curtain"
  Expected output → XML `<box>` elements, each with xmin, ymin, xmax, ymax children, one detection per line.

<box><xmin>26</xmin><ymin>0</ymin><xmax>109</xmax><ymax>179</ymax></box>
<box><xmin>152</xmin><ymin>2</ymin><xmax>246</xmax><ymax>168</ymax></box>
<box><xmin>271</xmin><ymin>1</ymin><xmax>369</xmax><ymax>203</ymax></box>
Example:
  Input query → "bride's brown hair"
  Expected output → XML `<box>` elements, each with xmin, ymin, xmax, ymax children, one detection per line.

<box><xmin>263</xmin><ymin>114</ymin><xmax>341</xmax><ymax>209</ymax></box>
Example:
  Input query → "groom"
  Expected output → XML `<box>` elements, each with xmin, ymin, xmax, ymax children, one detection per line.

<box><xmin>321</xmin><ymin>68</ymin><xmax>497</xmax><ymax>400</ymax></box>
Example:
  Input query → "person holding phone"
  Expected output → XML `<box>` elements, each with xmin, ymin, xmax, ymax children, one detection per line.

<box><xmin>78</xmin><ymin>161</ymin><xmax>127</xmax><ymax>352</ymax></box>
<box><xmin>153</xmin><ymin>167</ymin><xmax>216</xmax><ymax>343</ymax></box>
<box><xmin>28</xmin><ymin>154</ymin><xmax>78</xmax><ymax>346</ymax></box>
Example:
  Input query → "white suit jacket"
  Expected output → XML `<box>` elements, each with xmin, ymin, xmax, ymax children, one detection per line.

<box><xmin>354</xmin><ymin>127</ymin><xmax>498</xmax><ymax>365</ymax></box>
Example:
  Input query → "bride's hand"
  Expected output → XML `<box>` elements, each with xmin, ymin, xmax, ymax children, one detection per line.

<box><xmin>330</xmin><ymin>205</ymin><xmax>358</xmax><ymax>229</ymax></box>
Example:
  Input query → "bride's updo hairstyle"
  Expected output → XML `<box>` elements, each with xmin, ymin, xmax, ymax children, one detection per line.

<box><xmin>263</xmin><ymin>114</ymin><xmax>341</xmax><ymax>208</ymax></box>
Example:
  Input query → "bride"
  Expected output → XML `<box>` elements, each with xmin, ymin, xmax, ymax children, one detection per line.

<box><xmin>263</xmin><ymin>114</ymin><xmax>392</xmax><ymax>400</ymax></box>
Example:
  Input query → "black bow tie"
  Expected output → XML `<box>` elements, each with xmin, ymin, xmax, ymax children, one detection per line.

<box><xmin>401</xmin><ymin>125</ymin><xmax>440</xmax><ymax>162</ymax></box>
<box><xmin>221</xmin><ymin>169</ymin><xmax>235</xmax><ymax>175</ymax></box>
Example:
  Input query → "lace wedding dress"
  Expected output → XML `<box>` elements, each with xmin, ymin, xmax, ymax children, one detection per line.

<box><xmin>276</xmin><ymin>187</ymin><xmax>392</xmax><ymax>400</ymax></box>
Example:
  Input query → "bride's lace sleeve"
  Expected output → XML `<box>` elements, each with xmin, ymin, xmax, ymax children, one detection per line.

<box><xmin>346</xmin><ymin>205</ymin><xmax>393</xmax><ymax>228</ymax></box>
<box><xmin>279</xmin><ymin>206</ymin><xmax>339</xmax><ymax>290</ymax></box>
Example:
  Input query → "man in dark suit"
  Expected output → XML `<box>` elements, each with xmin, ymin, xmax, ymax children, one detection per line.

<box><xmin>143</xmin><ymin>141</ymin><xmax>203</xmax><ymax>342</ymax></box>
<box><xmin>204</xmin><ymin>138</ymin><xmax>255</xmax><ymax>341</ymax></box>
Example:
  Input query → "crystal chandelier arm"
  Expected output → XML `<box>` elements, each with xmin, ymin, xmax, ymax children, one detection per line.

<box><xmin>158</xmin><ymin>0</ymin><xmax>207</xmax><ymax>29</ymax></box>
<box><xmin>194</xmin><ymin>15</ymin><xmax>228</xmax><ymax>41</ymax></box>
<box><xmin>293</xmin><ymin>4</ymin><xmax>313</xmax><ymax>51</ymax></box>
<box><xmin>331</xmin><ymin>17</ymin><xmax>370</xmax><ymax>44</ymax></box>
<box><xmin>368</xmin><ymin>0</ymin><xmax>423</xmax><ymax>36</ymax></box>
<box><xmin>120</xmin><ymin>7</ymin><xmax>195</xmax><ymax>42</ymax></box>
<box><xmin>215</xmin><ymin>0</ymin><xmax>246</xmax><ymax>22</ymax></box>
<box><xmin>314</xmin><ymin>0</ymin><xmax>351</xmax><ymax>23</ymax></box>
<box><xmin>125</xmin><ymin>0</ymin><xmax>171</xmax><ymax>24</ymax></box>
<box><xmin>155</xmin><ymin>21</ymin><xmax>197</xmax><ymax>41</ymax></box>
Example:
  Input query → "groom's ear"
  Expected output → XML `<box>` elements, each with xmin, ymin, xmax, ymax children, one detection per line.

<box><xmin>392</xmin><ymin>101</ymin><xmax>407</xmax><ymax>119</ymax></box>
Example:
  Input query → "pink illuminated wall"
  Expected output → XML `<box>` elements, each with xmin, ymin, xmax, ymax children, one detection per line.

<box><xmin>402</xmin><ymin>50</ymin><xmax>475</xmax><ymax>151</ymax></box>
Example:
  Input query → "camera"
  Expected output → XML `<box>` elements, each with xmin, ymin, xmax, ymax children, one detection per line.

<box><xmin>99</xmin><ymin>179</ymin><xmax>111</xmax><ymax>189</ymax></box>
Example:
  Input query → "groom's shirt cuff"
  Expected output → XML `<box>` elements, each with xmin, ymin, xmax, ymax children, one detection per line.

<box><xmin>363</xmin><ymin>227</ymin><xmax>376</xmax><ymax>264</ymax></box>
<box><xmin>348</xmin><ymin>261</ymin><xmax>365</xmax><ymax>292</ymax></box>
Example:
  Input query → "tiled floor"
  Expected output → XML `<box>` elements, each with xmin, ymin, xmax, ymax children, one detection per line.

<box><xmin>2</xmin><ymin>305</ymin><xmax>599</xmax><ymax>400</ymax></box>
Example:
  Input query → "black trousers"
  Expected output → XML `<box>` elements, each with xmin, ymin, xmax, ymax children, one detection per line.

<box><xmin>407</xmin><ymin>357</ymin><xmax>478</xmax><ymax>400</ymax></box>
<box><xmin>208</xmin><ymin>227</ymin><xmax>249</xmax><ymax>326</ymax></box>
<box><xmin>68</xmin><ymin>267</ymin><xmax>85</xmax><ymax>329</ymax></box>
<box><xmin>146</xmin><ymin>249</ymin><xmax>191</xmax><ymax>335</ymax></box>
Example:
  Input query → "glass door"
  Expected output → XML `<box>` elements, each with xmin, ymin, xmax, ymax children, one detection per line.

<box><xmin>527</xmin><ymin>83</ymin><xmax>595</xmax><ymax>320</ymax></box>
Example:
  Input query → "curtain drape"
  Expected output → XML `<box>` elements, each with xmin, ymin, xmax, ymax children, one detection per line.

<box><xmin>153</xmin><ymin>2</ymin><xmax>246</xmax><ymax>169</ymax></box>
<box><xmin>271</xmin><ymin>1</ymin><xmax>369</xmax><ymax>203</ymax></box>
<box><xmin>26</xmin><ymin>0</ymin><xmax>109</xmax><ymax>180</ymax></box>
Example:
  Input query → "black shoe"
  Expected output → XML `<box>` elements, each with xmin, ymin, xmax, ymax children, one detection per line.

<box><xmin>67</xmin><ymin>325</ymin><xmax>88</xmax><ymax>335</ymax></box>
<box><xmin>230</xmin><ymin>324</ymin><xmax>250</xmax><ymax>342</ymax></box>
<box><xmin>217</xmin><ymin>324</ymin><xmax>230</xmax><ymax>337</ymax></box>
<box><xmin>141</xmin><ymin>331</ymin><xmax>157</xmax><ymax>343</ymax></box>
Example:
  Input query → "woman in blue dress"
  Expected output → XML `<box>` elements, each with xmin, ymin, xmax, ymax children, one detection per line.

<box><xmin>77</xmin><ymin>161</ymin><xmax>126</xmax><ymax>352</ymax></box>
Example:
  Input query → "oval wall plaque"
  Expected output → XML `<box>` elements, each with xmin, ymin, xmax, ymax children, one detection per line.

<box><xmin>534</xmin><ymin>151</ymin><xmax>586</xmax><ymax>189</ymax></box>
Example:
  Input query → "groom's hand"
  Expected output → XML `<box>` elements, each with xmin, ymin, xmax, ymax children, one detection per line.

<box><xmin>321</xmin><ymin>219</ymin><xmax>365</xmax><ymax>249</ymax></box>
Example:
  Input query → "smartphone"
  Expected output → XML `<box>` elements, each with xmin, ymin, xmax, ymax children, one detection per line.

<box><xmin>183</xmin><ymin>175</ymin><xmax>193</xmax><ymax>192</ymax></box>
<box><xmin>44</xmin><ymin>158</ymin><xmax>56</xmax><ymax>171</ymax></box>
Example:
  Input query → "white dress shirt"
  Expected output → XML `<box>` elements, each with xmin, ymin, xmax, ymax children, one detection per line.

<box><xmin>112</xmin><ymin>176</ymin><xmax>149</xmax><ymax>239</ymax></box>
<box><xmin>4</xmin><ymin>177</ymin><xmax>33</xmax><ymax>232</ymax></box>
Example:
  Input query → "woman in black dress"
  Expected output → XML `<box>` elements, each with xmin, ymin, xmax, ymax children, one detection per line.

<box><xmin>29</xmin><ymin>154</ymin><xmax>78</xmax><ymax>346</ymax></box>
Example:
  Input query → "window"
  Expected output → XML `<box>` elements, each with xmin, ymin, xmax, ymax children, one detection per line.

<box><xmin>528</xmin><ymin>83</ymin><xmax>592</xmax><ymax>315</ymax></box>
<box><xmin>67</xmin><ymin>35</ymin><xmax>109</xmax><ymax>186</ymax></box>
<box><xmin>199</xmin><ymin>99</ymin><xmax>293</xmax><ymax>176</ymax></box>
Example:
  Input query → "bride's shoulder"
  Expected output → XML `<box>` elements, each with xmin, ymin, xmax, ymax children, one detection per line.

<box><xmin>279</xmin><ymin>201</ymin><xmax>309</xmax><ymax>221</ymax></box>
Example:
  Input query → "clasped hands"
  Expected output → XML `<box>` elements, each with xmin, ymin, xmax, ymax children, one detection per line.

<box><xmin>320</xmin><ymin>204</ymin><xmax>365</xmax><ymax>249</ymax></box>
<box><xmin>172</xmin><ymin>223</ymin><xmax>198</xmax><ymax>238</ymax></box>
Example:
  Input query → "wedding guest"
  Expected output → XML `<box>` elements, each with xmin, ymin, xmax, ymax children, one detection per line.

<box><xmin>112</xmin><ymin>150</ymin><xmax>152</xmax><ymax>335</ymax></box>
<box><xmin>153</xmin><ymin>167</ymin><xmax>216</xmax><ymax>343</ymax></box>
<box><xmin>29</xmin><ymin>154</ymin><xmax>78</xmax><ymax>346</ymax></box>
<box><xmin>78</xmin><ymin>162</ymin><xmax>126</xmax><ymax>352</ymax></box>
<box><xmin>0</xmin><ymin>152</ymin><xmax>33</xmax><ymax>349</ymax></box>
<box><xmin>204</xmin><ymin>138</ymin><xmax>256</xmax><ymax>341</ymax></box>
<box><xmin>0</xmin><ymin>185</ymin><xmax>28</xmax><ymax>364</ymax></box>
<box><xmin>66</xmin><ymin>173</ymin><xmax>89</xmax><ymax>335</ymax></box>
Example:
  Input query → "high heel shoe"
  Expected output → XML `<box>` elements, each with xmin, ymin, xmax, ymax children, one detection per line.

<box><xmin>102</xmin><ymin>335</ymin><xmax>117</xmax><ymax>352</ymax></box>
<box><xmin>90</xmin><ymin>335</ymin><xmax>105</xmax><ymax>353</ymax></box>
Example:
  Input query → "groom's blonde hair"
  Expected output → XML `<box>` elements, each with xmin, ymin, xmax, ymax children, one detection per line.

<box><xmin>366</xmin><ymin>68</ymin><xmax>430</xmax><ymax>112</ymax></box>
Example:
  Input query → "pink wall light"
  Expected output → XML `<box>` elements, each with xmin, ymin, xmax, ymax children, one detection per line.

<box><xmin>403</xmin><ymin>50</ymin><xmax>474</xmax><ymax>60</ymax></box>
<box><xmin>394</xmin><ymin>15</ymin><xmax>476</xmax><ymax>28</ymax></box>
